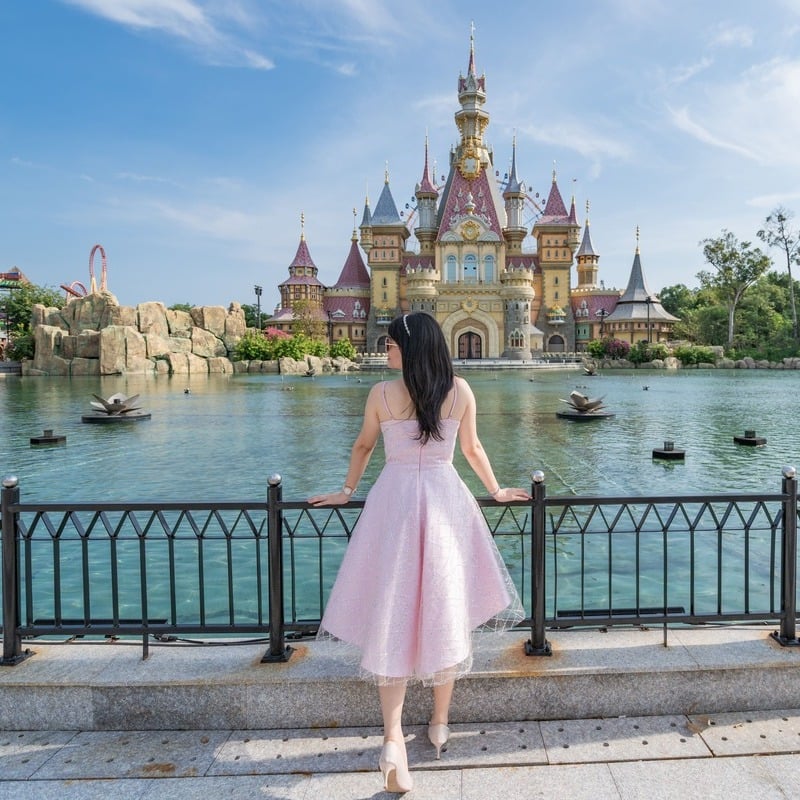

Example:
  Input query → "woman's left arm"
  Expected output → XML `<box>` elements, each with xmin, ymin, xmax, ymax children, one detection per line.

<box><xmin>456</xmin><ymin>378</ymin><xmax>530</xmax><ymax>503</ymax></box>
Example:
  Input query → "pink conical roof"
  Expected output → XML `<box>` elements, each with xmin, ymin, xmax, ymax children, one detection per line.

<box><xmin>335</xmin><ymin>237</ymin><xmax>370</xmax><ymax>288</ymax></box>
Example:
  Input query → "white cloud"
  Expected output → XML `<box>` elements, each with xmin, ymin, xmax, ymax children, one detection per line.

<box><xmin>61</xmin><ymin>0</ymin><xmax>273</xmax><ymax>69</ymax></box>
<box><xmin>667</xmin><ymin>105</ymin><xmax>757</xmax><ymax>159</ymax></box>
<box><xmin>667</xmin><ymin>58</ymin><xmax>800</xmax><ymax>167</ymax></box>
<box><xmin>710</xmin><ymin>22</ymin><xmax>754</xmax><ymax>48</ymax></box>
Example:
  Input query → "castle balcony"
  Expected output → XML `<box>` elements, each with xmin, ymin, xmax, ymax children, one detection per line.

<box><xmin>547</xmin><ymin>306</ymin><xmax>567</xmax><ymax>325</ymax></box>
<box><xmin>375</xmin><ymin>312</ymin><xmax>393</xmax><ymax>325</ymax></box>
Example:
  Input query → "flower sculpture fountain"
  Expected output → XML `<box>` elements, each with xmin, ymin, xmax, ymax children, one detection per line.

<box><xmin>556</xmin><ymin>390</ymin><xmax>615</xmax><ymax>421</ymax></box>
<box><xmin>81</xmin><ymin>393</ymin><xmax>151</xmax><ymax>424</ymax></box>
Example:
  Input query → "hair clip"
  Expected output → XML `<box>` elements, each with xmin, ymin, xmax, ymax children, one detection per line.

<box><xmin>402</xmin><ymin>314</ymin><xmax>411</xmax><ymax>337</ymax></box>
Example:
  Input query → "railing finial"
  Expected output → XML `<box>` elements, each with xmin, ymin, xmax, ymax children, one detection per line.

<box><xmin>531</xmin><ymin>470</ymin><xmax>545</xmax><ymax>484</ymax></box>
<box><xmin>268</xmin><ymin>474</ymin><xmax>282</xmax><ymax>487</ymax></box>
<box><xmin>2</xmin><ymin>476</ymin><xmax>18</xmax><ymax>489</ymax></box>
<box><xmin>782</xmin><ymin>465</ymin><xmax>797</xmax><ymax>479</ymax></box>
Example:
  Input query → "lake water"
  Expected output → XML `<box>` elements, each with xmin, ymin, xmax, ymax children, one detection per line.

<box><xmin>2</xmin><ymin>367</ymin><xmax>798</xmax><ymax>627</ymax></box>
<box><xmin>1</xmin><ymin>368</ymin><xmax>798</xmax><ymax>502</ymax></box>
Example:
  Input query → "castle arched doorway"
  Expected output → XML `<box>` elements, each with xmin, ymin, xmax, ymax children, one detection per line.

<box><xmin>458</xmin><ymin>331</ymin><xmax>482</xmax><ymax>359</ymax></box>
<box><xmin>548</xmin><ymin>334</ymin><xmax>565</xmax><ymax>353</ymax></box>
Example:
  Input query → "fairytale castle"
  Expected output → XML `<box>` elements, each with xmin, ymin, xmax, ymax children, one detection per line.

<box><xmin>266</xmin><ymin>35</ymin><xmax>677</xmax><ymax>358</ymax></box>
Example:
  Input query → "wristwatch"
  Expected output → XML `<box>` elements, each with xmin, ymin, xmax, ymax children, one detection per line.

<box><xmin>342</xmin><ymin>485</ymin><xmax>354</xmax><ymax>497</ymax></box>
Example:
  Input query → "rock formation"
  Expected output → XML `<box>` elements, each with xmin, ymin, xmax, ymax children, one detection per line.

<box><xmin>25</xmin><ymin>292</ymin><xmax>245</xmax><ymax>377</ymax></box>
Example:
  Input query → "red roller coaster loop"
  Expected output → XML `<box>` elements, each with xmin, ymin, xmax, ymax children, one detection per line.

<box><xmin>89</xmin><ymin>244</ymin><xmax>107</xmax><ymax>293</ymax></box>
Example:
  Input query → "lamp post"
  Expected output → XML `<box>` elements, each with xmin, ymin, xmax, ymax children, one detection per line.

<box><xmin>254</xmin><ymin>285</ymin><xmax>262</xmax><ymax>331</ymax></box>
<box><xmin>595</xmin><ymin>308</ymin><xmax>608</xmax><ymax>337</ymax></box>
<box><xmin>645</xmin><ymin>296</ymin><xmax>652</xmax><ymax>344</ymax></box>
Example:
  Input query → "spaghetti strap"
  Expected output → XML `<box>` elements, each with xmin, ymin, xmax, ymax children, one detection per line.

<box><xmin>381</xmin><ymin>382</ymin><xmax>395</xmax><ymax>419</ymax></box>
<box><xmin>447</xmin><ymin>379</ymin><xmax>459</xmax><ymax>418</ymax></box>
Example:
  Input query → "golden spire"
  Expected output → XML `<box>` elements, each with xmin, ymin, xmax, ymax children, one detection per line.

<box><xmin>300</xmin><ymin>211</ymin><xmax>305</xmax><ymax>241</ymax></box>
<box><xmin>352</xmin><ymin>207</ymin><xmax>358</xmax><ymax>240</ymax></box>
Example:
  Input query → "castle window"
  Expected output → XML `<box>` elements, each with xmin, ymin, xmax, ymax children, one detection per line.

<box><xmin>382</xmin><ymin>277</ymin><xmax>387</xmax><ymax>287</ymax></box>
<box><xmin>464</xmin><ymin>254</ymin><xmax>477</xmax><ymax>283</ymax></box>
<box><xmin>510</xmin><ymin>328</ymin><xmax>524</xmax><ymax>348</ymax></box>
<box><xmin>446</xmin><ymin>255</ymin><xmax>457</xmax><ymax>282</ymax></box>
<box><xmin>554</xmin><ymin>276</ymin><xmax>559</xmax><ymax>286</ymax></box>
<box><xmin>484</xmin><ymin>255</ymin><xmax>495</xmax><ymax>282</ymax></box>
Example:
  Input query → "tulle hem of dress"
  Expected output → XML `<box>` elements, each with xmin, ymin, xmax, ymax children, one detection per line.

<box><xmin>316</xmin><ymin>600</ymin><xmax>525</xmax><ymax>688</ymax></box>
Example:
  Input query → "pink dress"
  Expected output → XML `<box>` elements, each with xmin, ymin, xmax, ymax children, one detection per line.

<box><xmin>318</xmin><ymin>382</ymin><xmax>524</xmax><ymax>686</ymax></box>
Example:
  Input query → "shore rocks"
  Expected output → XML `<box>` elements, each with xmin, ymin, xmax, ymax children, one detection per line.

<box><xmin>25</xmin><ymin>293</ymin><xmax>247</xmax><ymax>377</ymax></box>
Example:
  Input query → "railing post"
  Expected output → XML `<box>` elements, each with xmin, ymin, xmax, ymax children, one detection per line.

<box><xmin>2</xmin><ymin>476</ymin><xmax>31</xmax><ymax>665</ymax></box>
<box><xmin>773</xmin><ymin>465</ymin><xmax>799</xmax><ymax>647</ymax></box>
<box><xmin>262</xmin><ymin>473</ymin><xmax>292</xmax><ymax>663</ymax></box>
<box><xmin>526</xmin><ymin>470</ymin><xmax>551</xmax><ymax>656</ymax></box>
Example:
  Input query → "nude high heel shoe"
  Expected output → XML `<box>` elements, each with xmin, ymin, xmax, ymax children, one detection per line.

<box><xmin>379</xmin><ymin>739</ymin><xmax>413</xmax><ymax>793</ymax></box>
<box><xmin>427</xmin><ymin>722</ymin><xmax>450</xmax><ymax>759</ymax></box>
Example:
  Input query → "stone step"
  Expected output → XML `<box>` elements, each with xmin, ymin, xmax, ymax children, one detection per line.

<box><xmin>1</xmin><ymin>628</ymin><xmax>797</xmax><ymax>731</ymax></box>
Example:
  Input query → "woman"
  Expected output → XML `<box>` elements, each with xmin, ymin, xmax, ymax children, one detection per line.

<box><xmin>309</xmin><ymin>313</ymin><xmax>527</xmax><ymax>793</ymax></box>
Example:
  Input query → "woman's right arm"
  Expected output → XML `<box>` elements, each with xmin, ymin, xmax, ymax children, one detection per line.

<box><xmin>308</xmin><ymin>383</ymin><xmax>383</xmax><ymax>506</ymax></box>
<box><xmin>456</xmin><ymin>378</ymin><xmax>530</xmax><ymax>503</ymax></box>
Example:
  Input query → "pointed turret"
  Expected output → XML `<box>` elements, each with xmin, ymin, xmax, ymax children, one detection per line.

<box><xmin>276</xmin><ymin>212</ymin><xmax>325</xmax><ymax>316</ymax></box>
<box><xmin>359</xmin><ymin>193</ymin><xmax>373</xmax><ymax>252</ymax></box>
<box><xmin>503</xmin><ymin>135</ymin><xmax>527</xmax><ymax>254</ymax></box>
<box><xmin>606</xmin><ymin>228</ymin><xmax>679</xmax><ymax>341</ymax></box>
<box><xmin>576</xmin><ymin>200</ymin><xmax>599</xmax><ymax>289</ymax></box>
<box><xmin>371</xmin><ymin>167</ymin><xmax>403</xmax><ymax>225</ymax></box>
<box><xmin>415</xmin><ymin>136</ymin><xmax>439</xmax><ymax>256</ymax></box>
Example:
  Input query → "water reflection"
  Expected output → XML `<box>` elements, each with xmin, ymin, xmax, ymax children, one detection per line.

<box><xmin>0</xmin><ymin>369</ymin><xmax>798</xmax><ymax>502</ymax></box>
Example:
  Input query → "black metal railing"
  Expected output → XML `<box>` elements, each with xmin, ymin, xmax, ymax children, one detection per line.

<box><xmin>2</xmin><ymin>467</ymin><xmax>798</xmax><ymax>666</ymax></box>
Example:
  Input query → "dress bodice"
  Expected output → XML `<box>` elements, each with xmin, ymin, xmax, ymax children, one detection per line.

<box><xmin>380</xmin><ymin>418</ymin><xmax>459</xmax><ymax>466</ymax></box>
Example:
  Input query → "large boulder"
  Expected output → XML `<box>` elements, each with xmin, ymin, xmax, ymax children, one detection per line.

<box><xmin>166</xmin><ymin>308</ymin><xmax>193</xmax><ymax>337</ymax></box>
<box><xmin>165</xmin><ymin>352</ymin><xmax>189</xmax><ymax>375</ymax></box>
<box><xmin>31</xmin><ymin>326</ymin><xmax>67</xmax><ymax>374</ymax></box>
<box><xmin>99</xmin><ymin>326</ymin><xmax>127</xmax><ymax>374</ymax></box>
<box><xmin>137</xmin><ymin>302</ymin><xmax>170</xmax><ymax>338</ymax></box>
<box><xmin>190</xmin><ymin>306</ymin><xmax>227</xmax><ymax>338</ymax></box>
<box><xmin>222</xmin><ymin>303</ymin><xmax>247</xmax><ymax>352</ymax></box>
<box><xmin>191</xmin><ymin>327</ymin><xmax>226</xmax><ymax>358</ymax></box>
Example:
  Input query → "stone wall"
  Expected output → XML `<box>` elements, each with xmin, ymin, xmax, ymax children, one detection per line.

<box><xmin>24</xmin><ymin>292</ymin><xmax>246</xmax><ymax>377</ymax></box>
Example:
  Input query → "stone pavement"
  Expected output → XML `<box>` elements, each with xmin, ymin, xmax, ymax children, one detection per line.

<box><xmin>2</xmin><ymin>627</ymin><xmax>800</xmax><ymax>798</ymax></box>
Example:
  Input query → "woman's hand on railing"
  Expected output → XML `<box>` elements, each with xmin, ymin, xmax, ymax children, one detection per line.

<box><xmin>308</xmin><ymin>491</ymin><xmax>352</xmax><ymax>507</ymax></box>
<box><xmin>492</xmin><ymin>487</ymin><xmax>531</xmax><ymax>503</ymax></box>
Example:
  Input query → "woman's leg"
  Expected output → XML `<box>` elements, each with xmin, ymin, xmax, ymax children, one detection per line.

<box><xmin>379</xmin><ymin>682</ymin><xmax>408</xmax><ymax>741</ymax></box>
<box><xmin>430</xmin><ymin>680</ymin><xmax>454</xmax><ymax>725</ymax></box>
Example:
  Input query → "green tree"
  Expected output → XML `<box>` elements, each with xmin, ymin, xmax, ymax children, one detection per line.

<box><xmin>658</xmin><ymin>284</ymin><xmax>696</xmax><ymax>318</ymax></box>
<box><xmin>241</xmin><ymin>303</ymin><xmax>268</xmax><ymax>330</ymax></box>
<box><xmin>2</xmin><ymin>281</ymin><xmax>64</xmax><ymax>360</ymax></box>
<box><xmin>697</xmin><ymin>230</ymin><xmax>771</xmax><ymax>349</ymax></box>
<box><xmin>290</xmin><ymin>300</ymin><xmax>327</xmax><ymax>340</ymax></box>
<box><xmin>757</xmin><ymin>206</ymin><xmax>799</xmax><ymax>340</ymax></box>
<box><xmin>2</xmin><ymin>281</ymin><xmax>63</xmax><ymax>332</ymax></box>
<box><xmin>330</xmin><ymin>338</ymin><xmax>357</xmax><ymax>359</ymax></box>
<box><xmin>168</xmin><ymin>302</ymin><xmax>194</xmax><ymax>312</ymax></box>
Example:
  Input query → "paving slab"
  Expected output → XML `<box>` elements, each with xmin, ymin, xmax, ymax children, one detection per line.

<box><xmin>30</xmin><ymin>730</ymin><xmax>231</xmax><ymax>780</ymax></box>
<box><xmin>0</xmin><ymin>730</ymin><xmax>78</xmax><ymax>780</ymax></box>
<box><xmin>692</xmin><ymin>709</ymin><xmax>800</xmax><ymax>756</ymax></box>
<box><xmin>461</xmin><ymin>763</ymin><xmax>620</xmax><ymax>800</ymax></box>
<box><xmin>609</xmin><ymin>753</ymin><xmax>792</xmax><ymax>800</ymax></box>
<box><xmin>539</xmin><ymin>714</ymin><xmax>711</xmax><ymax>764</ymax></box>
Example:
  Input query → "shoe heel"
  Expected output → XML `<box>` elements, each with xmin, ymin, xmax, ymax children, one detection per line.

<box><xmin>427</xmin><ymin>723</ymin><xmax>450</xmax><ymax>760</ymax></box>
<box><xmin>379</xmin><ymin>740</ymin><xmax>412</xmax><ymax>793</ymax></box>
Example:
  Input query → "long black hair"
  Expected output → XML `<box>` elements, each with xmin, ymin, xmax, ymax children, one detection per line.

<box><xmin>387</xmin><ymin>312</ymin><xmax>454</xmax><ymax>443</ymax></box>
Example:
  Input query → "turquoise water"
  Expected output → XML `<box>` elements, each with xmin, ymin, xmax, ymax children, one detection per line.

<box><xmin>1</xmin><ymin>368</ymin><xmax>798</xmax><ymax>627</ymax></box>
<box><xmin>1</xmin><ymin>368</ymin><xmax>798</xmax><ymax>500</ymax></box>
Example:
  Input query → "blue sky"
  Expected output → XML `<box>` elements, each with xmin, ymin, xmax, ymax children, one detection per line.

<box><xmin>3</xmin><ymin>1</ymin><xmax>800</xmax><ymax>311</ymax></box>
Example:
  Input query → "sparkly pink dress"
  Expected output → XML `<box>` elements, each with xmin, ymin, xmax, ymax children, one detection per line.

<box><xmin>318</xmin><ymin>382</ymin><xmax>524</xmax><ymax>686</ymax></box>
